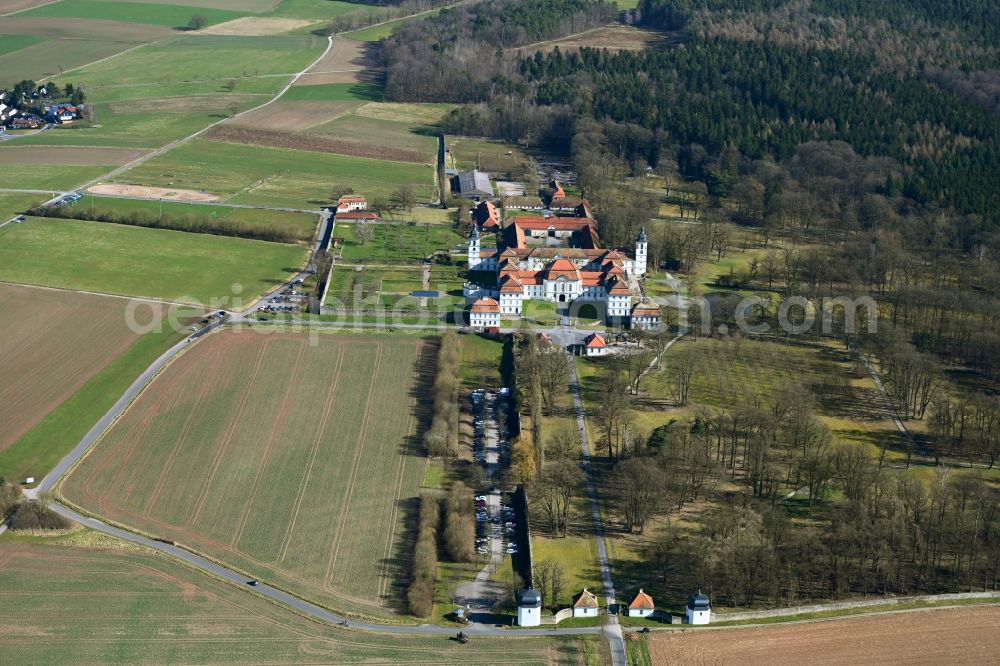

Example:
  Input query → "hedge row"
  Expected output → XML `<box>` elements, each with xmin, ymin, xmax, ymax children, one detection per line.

<box><xmin>407</xmin><ymin>493</ymin><xmax>440</xmax><ymax>617</ymax></box>
<box><xmin>423</xmin><ymin>331</ymin><xmax>460</xmax><ymax>457</ymax></box>
<box><xmin>30</xmin><ymin>204</ymin><xmax>302</xmax><ymax>243</ymax></box>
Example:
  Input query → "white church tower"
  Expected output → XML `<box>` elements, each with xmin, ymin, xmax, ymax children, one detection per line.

<box><xmin>634</xmin><ymin>226</ymin><xmax>648</xmax><ymax>276</ymax></box>
<box><xmin>467</xmin><ymin>223</ymin><xmax>481</xmax><ymax>270</ymax></box>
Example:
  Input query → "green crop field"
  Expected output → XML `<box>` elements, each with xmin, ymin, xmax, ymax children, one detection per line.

<box><xmin>12</xmin><ymin>96</ymin><xmax>272</xmax><ymax>149</ymax></box>
<box><xmin>0</xmin><ymin>165</ymin><xmax>107</xmax><ymax>191</ymax></box>
<box><xmin>310</xmin><ymin>106</ymin><xmax>439</xmax><ymax>154</ymax></box>
<box><xmin>344</xmin><ymin>9</ymin><xmax>446</xmax><ymax>42</ymax></box>
<box><xmin>66</xmin><ymin>34</ymin><xmax>324</xmax><ymax>103</ymax></box>
<box><xmin>335</xmin><ymin>221</ymin><xmax>463</xmax><ymax>264</ymax></box>
<box><xmin>285</xmin><ymin>82</ymin><xmax>383</xmax><ymax>102</ymax></box>
<box><xmin>19</xmin><ymin>0</ymin><xmax>248</xmax><ymax>28</ymax></box>
<box><xmin>0</xmin><ymin>217</ymin><xmax>306</xmax><ymax>305</ymax></box>
<box><xmin>120</xmin><ymin>139</ymin><xmax>435</xmax><ymax>207</ymax></box>
<box><xmin>59</xmin><ymin>331</ymin><xmax>435</xmax><ymax>618</ymax></box>
<box><xmin>0</xmin><ymin>34</ymin><xmax>44</xmax><ymax>56</ymax></box>
<box><xmin>0</xmin><ymin>36</ymin><xmax>153</xmax><ymax>88</ymax></box>
<box><xmin>0</xmin><ymin>193</ymin><xmax>47</xmax><ymax>219</ymax></box>
<box><xmin>270</xmin><ymin>0</ymin><xmax>370</xmax><ymax>20</ymax></box>
<box><xmin>0</xmin><ymin>538</ymin><xmax>598</xmax><ymax>664</ymax></box>
<box><xmin>63</xmin><ymin>195</ymin><xmax>318</xmax><ymax>240</ymax></box>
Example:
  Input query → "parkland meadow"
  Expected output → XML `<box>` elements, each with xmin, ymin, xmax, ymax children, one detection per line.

<box><xmin>59</xmin><ymin>331</ymin><xmax>434</xmax><ymax>619</ymax></box>
<box><xmin>0</xmin><ymin>217</ymin><xmax>306</xmax><ymax>305</ymax></box>
<box><xmin>0</xmin><ymin>538</ymin><xmax>600</xmax><ymax>664</ymax></box>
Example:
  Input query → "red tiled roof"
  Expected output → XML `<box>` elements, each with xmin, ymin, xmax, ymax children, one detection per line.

<box><xmin>605</xmin><ymin>276</ymin><xmax>630</xmax><ymax>295</ymax></box>
<box><xmin>471</xmin><ymin>297</ymin><xmax>500</xmax><ymax>313</ymax></box>
<box><xmin>547</xmin><ymin>258</ymin><xmax>580</xmax><ymax>281</ymax></box>
<box><xmin>500</xmin><ymin>274</ymin><xmax>523</xmax><ymax>292</ymax></box>
<box><xmin>628</xmin><ymin>589</ymin><xmax>655</xmax><ymax>610</ymax></box>
<box><xmin>585</xmin><ymin>333</ymin><xmax>606</xmax><ymax>348</ymax></box>
<box><xmin>338</xmin><ymin>196</ymin><xmax>366</xmax><ymax>203</ymax></box>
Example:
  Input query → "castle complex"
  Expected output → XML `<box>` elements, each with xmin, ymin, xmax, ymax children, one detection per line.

<box><xmin>464</xmin><ymin>213</ymin><xmax>661</xmax><ymax>328</ymax></box>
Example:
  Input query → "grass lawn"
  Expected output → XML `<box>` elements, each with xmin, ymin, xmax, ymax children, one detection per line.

<box><xmin>520</xmin><ymin>299</ymin><xmax>558</xmax><ymax>326</ymax></box>
<box><xmin>459</xmin><ymin>333</ymin><xmax>504</xmax><ymax>388</ymax></box>
<box><xmin>335</xmin><ymin>221</ymin><xmax>463</xmax><ymax>263</ymax></box>
<box><xmin>64</xmin><ymin>195</ymin><xmax>318</xmax><ymax>240</ymax></box>
<box><xmin>325</xmin><ymin>265</ymin><xmax>425</xmax><ymax>307</ymax></box>
<box><xmin>120</xmin><ymin>139</ymin><xmax>435</xmax><ymax>207</ymax></box>
<box><xmin>446</xmin><ymin>135</ymin><xmax>532</xmax><ymax>177</ymax></box>
<box><xmin>343</xmin><ymin>9</ymin><xmax>446</xmax><ymax>42</ymax></box>
<box><xmin>59</xmin><ymin>331</ymin><xmax>433</xmax><ymax>619</ymax></box>
<box><xmin>285</xmin><ymin>82</ymin><xmax>384</xmax><ymax>102</ymax></box>
<box><xmin>20</xmin><ymin>0</ymin><xmax>247</xmax><ymax>28</ymax></box>
<box><xmin>0</xmin><ymin>217</ymin><xmax>306</xmax><ymax>305</ymax></box>
<box><xmin>531</xmin><ymin>534</ymin><xmax>605</xmax><ymax>607</ymax></box>
<box><xmin>0</xmin><ymin>537</ymin><xmax>599</xmax><ymax>663</ymax></box>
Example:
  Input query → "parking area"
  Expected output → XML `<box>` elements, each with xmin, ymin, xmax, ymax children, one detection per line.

<box><xmin>471</xmin><ymin>388</ymin><xmax>517</xmax><ymax>560</ymax></box>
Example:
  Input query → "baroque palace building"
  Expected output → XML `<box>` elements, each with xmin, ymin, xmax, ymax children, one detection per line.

<box><xmin>464</xmin><ymin>214</ymin><xmax>660</xmax><ymax>328</ymax></box>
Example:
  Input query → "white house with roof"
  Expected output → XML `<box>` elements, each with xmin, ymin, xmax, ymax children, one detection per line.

<box><xmin>572</xmin><ymin>588</ymin><xmax>600</xmax><ymax>618</ymax></box>
<box><xmin>627</xmin><ymin>589</ymin><xmax>655</xmax><ymax>617</ymax></box>
<box><xmin>468</xmin><ymin>297</ymin><xmax>500</xmax><ymax>329</ymax></box>
<box><xmin>630</xmin><ymin>299</ymin><xmax>663</xmax><ymax>330</ymax></box>
<box><xmin>583</xmin><ymin>333</ymin><xmax>608</xmax><ymax>356</ymax></box>
<box><xmin>337</xmin><ymin>195</ymin><xmax>367</xmax><ymax>212</ymax></box>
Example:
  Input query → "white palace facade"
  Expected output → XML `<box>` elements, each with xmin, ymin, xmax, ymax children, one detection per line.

<box><xmin>465</xmin><ymin>215</ymin><xmax>660</xmax><ymax>328</ymax></box>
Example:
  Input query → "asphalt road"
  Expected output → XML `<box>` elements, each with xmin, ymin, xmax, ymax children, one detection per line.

<box><xmin>46</xmin><ymin>502</ymin><xmax>603</xmax><ymax>638</ymax></box>
<box><xmin>569</xmin><ymin>357</ymin><xmax>628</xmax><ymax>666</ymax></box>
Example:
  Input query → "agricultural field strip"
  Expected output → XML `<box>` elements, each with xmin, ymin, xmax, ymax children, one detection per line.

<box><xmin>0</xmin><ymin>545</ymin><xmax>577</xmax><ymax>664</ymax></box>
<box><xmin>28</xmin><ymin>34</ymin><xmax>337</xmax><ymax>210</ymax></box>
<box><xmin>60</xmin><ymin>334</ymin><xmax>426</xmax><ymax>613</ymax></box>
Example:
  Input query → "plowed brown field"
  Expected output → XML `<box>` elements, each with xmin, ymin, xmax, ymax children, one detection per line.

<box><xmin>0</xmin><ymin>284</ymin><xmax>158</xmax><ymax>451</ymax></box>
<box><xmin>649</xmin><ymin>605</ymin><xmax>1000</xmax><ymax>665</ymax></box>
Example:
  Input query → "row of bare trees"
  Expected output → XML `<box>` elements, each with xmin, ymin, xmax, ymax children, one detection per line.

<box><xmin>407</xmin><ymin>493</ymin><xmax>440</xmax><ymax>616</ymax></box>
<box><xmin>423</xmin><ymin>332</ymin><xmax>460</xmax><ymax>457</ymax></box>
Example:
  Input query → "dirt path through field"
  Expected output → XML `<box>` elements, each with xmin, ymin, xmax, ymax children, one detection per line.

<box><xmin>649</xmin><ymin>605</ymin><xmax>1000</xmax><ymax>665</ymax></box>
